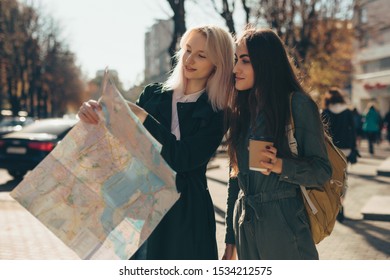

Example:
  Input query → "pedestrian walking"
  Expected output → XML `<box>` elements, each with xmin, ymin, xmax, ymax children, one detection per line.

<box><xmin>362</xmin><ymin>103</ymin><xmax>382</xmax><ymax>155</ymax></box>
<box><xmin>322</xmin><ymin>88</ymin><xmax>358</xmax><ymax>164</ymax></box>
<box><xmin>322</xmin><ymin>87</ymin><xmax>358</xmax><ymax>223</ymax></box>
<box><xmin>222</xmin><ymin>27</ymin><xmax>331</xmax><ymax>260</ymax></box>
<box><xmin>384</xmin><ymin>108</ymin><xmax>390</xmax><ymax>144</ymax></box>
<box><xmin>352</xmin><ymin>108</ymin><xmax>364</xmax><ymax>147</ymax></box>
<box><xmin>78</xmin><ymin>25</ymin><xmax>234</xmax><ymax>260</ymax></box>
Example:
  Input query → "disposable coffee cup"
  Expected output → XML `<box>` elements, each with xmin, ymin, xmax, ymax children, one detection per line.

<box><xmin>249</xmin><ymin>137</ymin><xmax>274</xmax><ymax>172</ymax></box>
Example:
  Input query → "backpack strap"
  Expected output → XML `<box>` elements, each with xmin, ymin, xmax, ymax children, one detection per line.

<box><xmin>287</xmin><ymin>92</ymin><xmax>318</xmax><ymax>215</ymax></box>
<box><xmin>287</xmin><ymin>93</ymin><xmax>298</xmax><ymax>155</ymax></box>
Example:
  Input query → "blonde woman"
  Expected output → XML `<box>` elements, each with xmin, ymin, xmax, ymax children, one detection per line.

<box><xmin>79</xmin><ymin>25</ymin><xmax>234</xmax><ymax>259</ymax></box>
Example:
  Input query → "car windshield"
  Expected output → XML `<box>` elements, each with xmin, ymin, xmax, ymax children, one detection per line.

<box><xmin>21</xmin><ymin>120</ymin><xmax>77</xmax><ymax>135</ymax></box>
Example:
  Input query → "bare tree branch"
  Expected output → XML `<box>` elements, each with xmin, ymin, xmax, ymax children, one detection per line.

<box><xmin>166</xmin><ymin>0</ymin><xmax>186</xmax><ymax>65</ymax></box>
<box><xmin>210</xmin><ymin>0</ymin><xmax>236</xmax><ymax>34</ymax></box>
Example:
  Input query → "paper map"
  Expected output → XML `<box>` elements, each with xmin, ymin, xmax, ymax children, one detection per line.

<box><xmin>10</xmin><ymin>71</ymin><xmax>179</xmax><ymax>259</ymax></box>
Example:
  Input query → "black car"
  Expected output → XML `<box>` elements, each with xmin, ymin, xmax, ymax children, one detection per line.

<box><xmin>0</xmin><ymin>118</ymin><xmax>78</xmax><ymax>179</ymax></box>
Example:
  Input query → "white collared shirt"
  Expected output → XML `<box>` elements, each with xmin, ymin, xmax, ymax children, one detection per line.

<box><xmin>171</xmin><ymin>88</ymin><xmax>205</xmax><ymax>140</ymax></box>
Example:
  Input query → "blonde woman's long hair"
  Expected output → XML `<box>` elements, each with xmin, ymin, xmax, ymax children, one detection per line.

<box><xmin>163</xmin><ymin>25</ymin><xmax>234</xmax><ymax>111</ymax></box>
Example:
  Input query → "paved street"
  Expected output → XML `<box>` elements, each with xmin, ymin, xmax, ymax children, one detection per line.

<box><xmin>0</xmin><ymin>141</ymin><xmax>389</xmax><ymax>260</ymax></box>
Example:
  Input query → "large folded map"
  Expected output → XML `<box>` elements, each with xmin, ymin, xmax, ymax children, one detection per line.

<box><xmin>10</xmin><ymin>70</ymin><xmax>179</xmax><ymax>259</ymax></box>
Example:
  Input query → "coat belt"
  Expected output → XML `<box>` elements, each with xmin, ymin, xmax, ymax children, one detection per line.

<box><xmin>237</xmin><ymin>188</ymin><xmax>298</xmax><ymax>225</ymax></box>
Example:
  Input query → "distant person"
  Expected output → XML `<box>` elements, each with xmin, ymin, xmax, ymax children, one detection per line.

<box><xmin>322</xmin><ymin>88</ymin><xmax>358</xmax><ymax>164</ymax></box>
<box><xmin>352</xmin><ymin>108</ymin><xmax>364</xmax><ymax>147</ymax></box>
<box><xmin>384</xmin><ymin>108</ymin><xmax>390</xmax><ymax>144</ymax></box>
<box><xmin>222</xmin><ymin>27</ymin><xmax>331</xmax><ymax>260</ymax></box>
<box><xmin>322</xmin><ymin>87</ymin><xmax>357</xmax><ymax>223</ymax></box>
<box><xmin>78</xmin><ymin>25</ymin><xmax>235</xmax><ymax>259</ymax></box>
<box><xmin>362</xmin><ymin>103</ymin><xmax>382</xmax><ymax>155</ymax></box>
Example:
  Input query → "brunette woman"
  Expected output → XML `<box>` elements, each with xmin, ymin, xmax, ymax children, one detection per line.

<box><xmin>223</xmin><ymin>28</ymin><xmax>331</xmax><ymax>260</ymax></box>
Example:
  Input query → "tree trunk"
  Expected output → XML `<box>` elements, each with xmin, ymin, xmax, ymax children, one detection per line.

<box><xmin>167</xmin><ymin>0</ymin><xmax>186</xmax><ymax>67</ymax></box>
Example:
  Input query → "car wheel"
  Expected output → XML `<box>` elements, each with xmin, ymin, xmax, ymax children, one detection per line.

<box><xmin>8</xmin><ymin>170</ymin><xmax>26</xmax><ymax>179</ymax></box>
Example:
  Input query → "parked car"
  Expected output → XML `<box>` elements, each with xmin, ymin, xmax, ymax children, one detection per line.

<box><xmin>0</xmin><ymin>118</ymin><xmax>78</xmax><ymax>179</ymax></box>
<box><xmin>0</xmin><ymin>116</ymin><xmax>34</xmax><ymax>136</ymax></box>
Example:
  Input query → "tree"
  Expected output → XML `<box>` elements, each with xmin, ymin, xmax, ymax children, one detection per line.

<box><xmin>166</xmin><ymin>0</ymin><xmax>187</xmax><ymax>63</ymax></box>
<box><xmin>212</xmin><ymin>0</ymin><xmax>354</xmax><ymax>94</ymax></box>
<box><xmin>249</xmin><ymin>0</ymin><xmax>354</xmax><ymax>93</ymax></box>
<box><xmin>306</xmin><ymin>19</ymin><xmax>354</xmax><ymax>95</ymax></box>
<box><xmin>0</xmin><ymin>0</ymin><xmax>85</xmax><ymax>118</ymax></box>
<box><xmin>211</xmin><ymin>0</ymin><xmax>236</xmax><ymax>34</ymax></box>
<box><xmin>240</xmin><ymin>0</ymin><xmax>252</xmax><ymax>24</ymax></box>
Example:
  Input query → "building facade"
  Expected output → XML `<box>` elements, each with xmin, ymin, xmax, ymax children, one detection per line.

<box><xmin>144</xmin><ymin>19</ymin><xmax>174</xmax><ymax>84</ymax></box>
<box><xmin>352</xmin><ymin>0</ymin><xmax>390</xmax><ymax>115</ymax></box>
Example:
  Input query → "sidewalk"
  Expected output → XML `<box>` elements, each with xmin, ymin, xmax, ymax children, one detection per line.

<box><xmin>0</xmin><ymin>142</ymin><xmax>389</xmax><ymax>260</ymax></box>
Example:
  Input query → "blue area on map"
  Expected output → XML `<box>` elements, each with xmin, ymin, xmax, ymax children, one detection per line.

<box><xmin>100</xmin><ymin>159</ymin><xmax>165</xmax><ymax>234</ymax></box>
<box><xmin>151</xmin><ymin>146</ymin><xmax>161</xmax><ymax>166</ymax></box>
<box><xmin>105</xmin><ymin>218</ymin><xmax>145</xmax><ymax>259</ymax></box>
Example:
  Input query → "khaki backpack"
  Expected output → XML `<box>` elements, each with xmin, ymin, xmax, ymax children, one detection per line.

<box><xmin>287</xmin><ymin>93</ymin><xmax>348</xmax><ymax>244</ymax></box>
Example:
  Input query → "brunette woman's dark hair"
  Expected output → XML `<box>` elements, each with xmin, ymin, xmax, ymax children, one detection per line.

<box><xmin>226</xmin><ymin>27</ymin><xmax>315</xmax><ymax>176</ymax></box>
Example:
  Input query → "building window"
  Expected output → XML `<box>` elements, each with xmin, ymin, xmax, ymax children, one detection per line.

<box><xmin>362</xmin><ymin>57</ymin><xmax>390</xmax><ymax>73</ymax></box>
<box><xmin>362</xmin><ymin>60</ymin><xmax>378</xmax><ymax>73</ymax></box>
<box><xmin>380</xmin><ymin>57</ymin><xmax>390</xmax><ymax>70</ymax></box>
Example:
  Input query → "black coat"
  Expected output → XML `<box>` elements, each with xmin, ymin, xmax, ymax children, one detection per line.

<box><xmin>136</xmin><ymin>83</ymin><xmax>224</xmax><ymax>260</ymax></box>
<box><xmin>322</xmin><ymin>108</ymin><xmax>356</xmax><ymax>150</ymax></box>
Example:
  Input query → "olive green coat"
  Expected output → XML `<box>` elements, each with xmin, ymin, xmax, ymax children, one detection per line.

<box><xmin>225</xmin><ymin>91</ymin><xmax>332</xmax><ymax>260</ymax></box>
<box><xmin>137</xmin><ymin>83</ymin><xmax>223</xmax><ymax>260</ymax></box>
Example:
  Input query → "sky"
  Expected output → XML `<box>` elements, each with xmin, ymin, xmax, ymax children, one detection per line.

<box><xmin>30</xmin><ymin>0</ymin><xmax>245</xmax><ymax>89</ymax></box>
